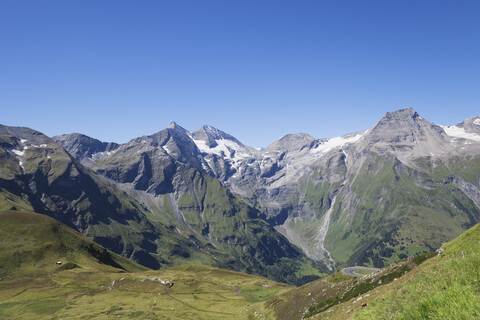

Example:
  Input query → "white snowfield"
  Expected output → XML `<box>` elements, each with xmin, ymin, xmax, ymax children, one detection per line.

<box><xmin>192</xmin><ymin>136</ymin><xmax>252</xmax><ymax>161</ymax></box>
<box><xmin>474</xmin><ymin>119</ymin><xmax>480</xmax><ymax>126</ymax></box>
<box><xmin>440</xmin><ymin>125</ymin><xmax>480</xmax><ymax>142</ymax></box>
<box><xmin>311</xmin><ymin>132</ymin><xmax>365</xmax><ymax>155</ymax></box>
<box><xmin>192</xmin><ymin>130</ymin><xmax>365</xmax><ymax>163</ymax></box>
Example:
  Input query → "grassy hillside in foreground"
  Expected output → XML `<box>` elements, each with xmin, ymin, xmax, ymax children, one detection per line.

<box><xmin>265</xmin><ymin>222</ymin><xmax>480</xmax><ymax>320</ymax></box>
<box><xmin>0</xmin><ymin>211</ymin><xmax>291</xmax><ymax>319</ymax></box>
<box><xmin>264</xmin><ymin>253</ymin><xmax>435</xmax><ymax>320</ymax></box>
<box><xmin>349</xmin><ymin>222</ymin><xmax>480</xmax><ymax>320</ymax></box>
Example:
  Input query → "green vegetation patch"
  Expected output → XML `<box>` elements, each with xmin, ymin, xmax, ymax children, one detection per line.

<box><xmin>354</xmin><ymin>269</ymin><xmax>375</xmax><ymax>275</ymax></box>
<box><xmin>26</xmin><ymin>299</ymin><xmax>67</xmax><ymax>315</ymax></box>
<box><xmin>127</xmin><ymin>310</ymin><xmax>144</xmax><ymax>317</ymax></box>
<box><xmin>240</xmin><ymin>286</ymin><xmax>284</xmax><ymax>303</ymax></box>
<box><xmin>0</xmin><ymin>302</ymin><xmax>23</xmax><ymax>315</ymax></box>
<box><xmin>326</xmin><ymin>270</ymin><xmax>355</xmax><ymax>284</ymax></box>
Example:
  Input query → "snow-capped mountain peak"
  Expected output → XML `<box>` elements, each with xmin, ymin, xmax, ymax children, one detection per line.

<box><xmin>190</xmin><ymin>125</ymin><xmax>255</xmax><ymax>160</ymax></box>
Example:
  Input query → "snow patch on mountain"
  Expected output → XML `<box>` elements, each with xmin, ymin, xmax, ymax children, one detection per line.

<box><xmin>29</xmin><ymin>144</ymin><xmax>48</xmax><ymax>148</ymax></box>
<box><xmin>440</xmin><ymin>125</ymin><xmax>480</xmax><ymax>142</ymax></box>
<box><xmin>12</xmin><ymin>149</ymin><xmax>25</xmax><ymax>157</ymax></box>
<box><xmin>312</xmin><ymin>132</ymin><xmax>366</xmax><ymax>155</ymax></box>
<box><xmin>91</xmin><ymin>150</ymin><xmax>116</xmax><ymax>160</ymax></box>
<box><xmin>474</xmin><ymin>119</ymin><xmax>480</xmax><ymax>126</ymax></box>
<box><xmin>162</xmin><ymin>143</ymin><xmax>174</xmax><ymax>155</ymax></box>
<box><xmin>192</xmin><ymin>136</ymin><xmax>251</xmax><ymax>160</ymax></box>
<box><xmin>10</xmin><ymin>148</ymin><xmax>26</xmax><ymax>170</ymax></box>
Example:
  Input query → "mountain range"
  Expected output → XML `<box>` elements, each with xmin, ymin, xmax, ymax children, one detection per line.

<box><xmin>2</xmin><ymin>108</ymin><xmax>480</xmax><ymax>283</ymax></box>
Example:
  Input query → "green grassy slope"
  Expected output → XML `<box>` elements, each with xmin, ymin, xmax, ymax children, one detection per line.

<box><xmin>0</xmin><ymin>210</ymin><xmax>147</xmax><ymax>277</ymax></box>
<box><xmin>265</xmin><ymin>222</ymin><xmax>480</xmax><ymax>320</ymax></box>
<box><xmin>286</xmin><ymin>152</ymin><xmax>480</xmax><ymax>270</ymax></box>
<box><xmin>0</xmin><ymin>265</ymin><xmax>290</xmax><ymax>320</ymax></box>
<box><xmin>174</xmin><ymin>167</ymin><xmax>325</xmax><ymax>285</ymax></box>
<box><xmin>265</xmin><ymin>252</ymin><xmax>435</xmax><ymax>320</ymax></box>
<box><xmin>351</xmin><ymin>223</ymin><xmax>480</xmax><ymax>320</ymax></box>
<box><xmin>327</xmin><ymin>155</ymin><xmax>480</xmax><ymax>268</ymax></box>
<box><xmin>0</xmin><ymin>211</ymin><xmax>291</xmax><ymax>319</ymax></box>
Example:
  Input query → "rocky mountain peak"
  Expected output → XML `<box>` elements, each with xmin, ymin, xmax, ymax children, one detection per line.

<box><xmin>201</xmin><ymin>124</ymin><xmax>218</xmax><ymax>133</ymax></box>
<box><xmin>371</xmin><ymin>108</ymin><xmax>421</xmax><ymax>130</ymax></box>
<box><xmin>357</xmin><ymin>108</ymin><xmax>451</xmax><ymax>161</ymax></box>
<box><xmin>167</xmin><ymin>121</ymin><xmax>179</xmax><ymax>129</ymax></box>
<box><xmin>265</xmin><ymin>133</ymin><xmax>317</xmax><ymax>154</ymax></box>
<box><xmin>366</xmin><ymin>108</ymin><xmax>443</xmax><ymax>140</ymax></box>
<box><xmin>54</xmin><ymin>133</ymin><xmax>119</xmax><ymax>159</ymax></box>
<box><xmin>456</xmin><ymin>117</ymin><xmax>480</xmax><ymax>135</ymax></box>
<box><xmin>142</xmin><ymin>123</ymin><xmax>205</xmax><ymax>173</ymax></box>
<box><xmin>149</xmin><ymin>122</ymin><xmax>191</xmax><ymax>145</ymax></box>
<box><xmin>0</xmin><ymin>124</ymin><xmax>52</xmax><ymax>147</ymax></box>
<box><xmin>191</xmin><ymin>125</ymin><xmax>244</xmax><ymax>149</ymax></box>
<box><xmin>385</xmin><ymin>107</ymin><xmax>418</xmax><ymax>118</ymax></box>
<box><xmin>164</xmin><ymin>122</ymin><xmax>194</xmax><ymax>139</ymax></box>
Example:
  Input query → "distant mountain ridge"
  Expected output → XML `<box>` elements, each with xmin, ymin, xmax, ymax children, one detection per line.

<box><xmin>1</xmin><ymin>108</ymin><xmax>479</xmax><ymax>282</ymax></box>
<box><xmin>55</xmin><ymin>107</ymin><xmax>480</xmax><ymax>270</ymax></box>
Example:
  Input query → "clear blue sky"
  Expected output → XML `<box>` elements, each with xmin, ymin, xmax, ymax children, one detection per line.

<box><xmin>1</xmin><ymin>1</ymin><xmax>479</xmax><ymax>147</ymax></box>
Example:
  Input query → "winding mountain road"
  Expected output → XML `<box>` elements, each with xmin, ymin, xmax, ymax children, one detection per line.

<box><xmin>342</xmin><ymin>267</ymin><xmax>380</xmax><ymax>277</ymax></box>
